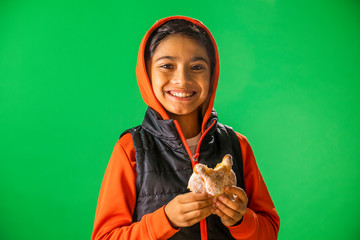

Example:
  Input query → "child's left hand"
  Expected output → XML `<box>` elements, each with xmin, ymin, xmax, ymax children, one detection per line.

<box><xmin>212</xmin><ymin>186</ymin><xmax>248</xmax><ymax>227</ymax></box>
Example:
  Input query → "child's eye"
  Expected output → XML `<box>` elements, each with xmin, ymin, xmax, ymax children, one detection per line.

<box><xmin>191</xmin><ymin>65</ymin><xmax>205</xmax><ymax>71</ymax></box>
<box><xmin>160</xmin><ymin>64</ymin><xmax>174</xmax><ymax>69</ymax></box>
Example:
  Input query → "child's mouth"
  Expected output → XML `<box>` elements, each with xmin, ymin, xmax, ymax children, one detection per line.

<box><xmin>167</xmin><ymin>90</ymin><xmax>196</xmax><ymax>99</ymax></box>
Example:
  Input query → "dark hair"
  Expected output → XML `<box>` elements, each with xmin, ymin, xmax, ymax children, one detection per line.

<box><xmin>145</xmin><ymin>19</ymin><xmax>216</xmax><ymax>76</ymax></box>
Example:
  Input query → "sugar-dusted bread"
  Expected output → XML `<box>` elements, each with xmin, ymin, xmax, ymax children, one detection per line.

<box><xmin>188</xmin><ymin>154</ymin><xmax>236</xmax><ymax>197</ymax></box>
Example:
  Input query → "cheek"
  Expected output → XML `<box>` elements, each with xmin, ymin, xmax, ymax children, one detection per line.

<box><xmin>151</xmin><ymin>79</ymin><xmax>168</xmax><ymax>102</ymax></box>
<box><xmin>150</xmin><ymin>72</ymin><xmax>162</xmax><ymax>94</ymax></box>
<box><xmin>151</xmin><ymin>81</ymin><xmax>162</xmax><ymax>97</ymax></box>
<box><xmin>151</xmin><ymin>72</ymin><xmax>172</xmax><ymax>94</ymax></box>
<box><xmin>201</xmin><ymin>78</ymin><xmax>211</xmax><ymax>96</ymax></box>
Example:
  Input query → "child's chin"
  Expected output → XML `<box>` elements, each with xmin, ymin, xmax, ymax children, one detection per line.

<box><xmin>166</xmin><ymin>108</ymin><xmax>199</xmax><ymax>117</ymax></box>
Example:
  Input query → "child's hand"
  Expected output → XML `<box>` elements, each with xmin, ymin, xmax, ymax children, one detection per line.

<box><xmin>164</xmin><ymin>192</ymin><xmax>214</xmax><ymax>228</ymax></box>
<box><xmin>212</xmin><ymin>186</ymin><xmax>248</xmax><ymax>227</ymax></box>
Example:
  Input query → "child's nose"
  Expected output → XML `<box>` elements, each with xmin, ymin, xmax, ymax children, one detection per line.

<box><xmin>172</xmin><ymin>67</ymin><xmax>192</xmax><ymax>85</ymax></box>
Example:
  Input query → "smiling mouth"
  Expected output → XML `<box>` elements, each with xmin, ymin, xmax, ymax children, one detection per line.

<box><xmin>167</xmin><ymin>91</ymin><xmax>196</xmax><ymax>98</ymax></box>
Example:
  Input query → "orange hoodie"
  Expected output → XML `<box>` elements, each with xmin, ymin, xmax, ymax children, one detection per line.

<box><xmin>91</xmin><ymin>16</ymin><xmax>280</xmax><ymax>240</ymax></box>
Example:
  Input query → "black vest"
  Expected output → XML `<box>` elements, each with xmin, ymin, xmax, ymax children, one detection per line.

<box><xmin>121</xmin><ymin>108</ymin><xmax>245</xmax><ymax>240</ymax></box>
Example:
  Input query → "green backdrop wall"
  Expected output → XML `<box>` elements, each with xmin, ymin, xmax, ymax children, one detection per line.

<box><xmin>1</xmin><ymin>0</ymin><xmax>359</xmax><ymax>239</ymax></box>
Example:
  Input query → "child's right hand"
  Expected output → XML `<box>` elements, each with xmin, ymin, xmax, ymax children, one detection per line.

<box><xmin>164</xmin><ymin>192</ymin><xmax>214</xmax><ymax>228</ymax></box>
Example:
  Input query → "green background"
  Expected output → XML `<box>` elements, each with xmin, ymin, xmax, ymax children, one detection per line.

<box><xmin>1</xmin><ymin>0</ymin><xmax>359</xmax><ymax>239</ymax></box>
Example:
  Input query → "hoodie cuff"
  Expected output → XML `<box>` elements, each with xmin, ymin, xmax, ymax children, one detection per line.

<box><xmin>145</xmin><ymin>206</ymin><xmax>180</xmax><ymax>239</ymax></box>
<box><xmin>227</xmin><ymin>208</ymin><xmax>257</xmax><ymax>239</ymax></box>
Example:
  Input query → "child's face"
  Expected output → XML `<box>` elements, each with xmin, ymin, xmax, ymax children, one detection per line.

<box><xmin>147</xmin><ymin>34</ymin><xmax>211</xmax><ymax>118</ymax></box>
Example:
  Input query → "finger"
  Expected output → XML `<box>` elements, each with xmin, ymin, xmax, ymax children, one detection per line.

<box><xmin>185</xmin><ymin>210</ymin><xmax>213</xmax><ymax>227</ymax></box>
<box><xmin>224</xmin><ymin>186</ymin><xmax>246</xmax><ymax>198</ymax></box>
<box><xmin>215</xmin><ymin>207</ymin><xmax>232</xmax><ymax>222</ymax></box>
<box><xmin>217</xmin><ymin>195</ymin><xmax>246</xmax><ymax>214</ymax></box>
<box><xmin>182</xmin><ymin>204</ymin><xmax>213</xmax><ymax>224</ymax></box>
<box><xmin>224</xmin><ymin>186</ymin><xmax>248</xmax><ymax>203</ymax></box>
<box><xmin>181</xmin><ymin>198</ymin><xmax>213</xmax><ymax>213</ymax></box>
<box><xmin>178</xmin><ymin>192</ymin><xmax>211</xmax><ymax>203</ymax></box>
<box><xmin>215</xmin><ymin>198</ymin><xmax>243</xmax><ymax>221</ymax></box>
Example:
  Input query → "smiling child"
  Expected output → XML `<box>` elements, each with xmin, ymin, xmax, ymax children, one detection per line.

<box><xmin>91</xmin><ymin>16</ymin><xmax>280</xmax><ymax>240</ymax></box>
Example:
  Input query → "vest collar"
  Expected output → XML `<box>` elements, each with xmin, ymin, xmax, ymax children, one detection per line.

<box><xmin>142</xmin><ymin>107</ymin><xmax>218</xmax><ymax>142</ymax></box>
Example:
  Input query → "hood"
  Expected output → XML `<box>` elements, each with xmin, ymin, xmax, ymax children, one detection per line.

<box><xmin>135</xmin><ymin>16</ymin><xmax>220</xmax><ymax>133</ymax></box>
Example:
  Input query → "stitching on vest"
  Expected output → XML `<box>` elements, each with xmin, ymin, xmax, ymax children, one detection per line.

<box><xmin>138</xmin><ymin>191</ymin><xmax>186</xmax><ymax>198</ymax></box>
<box><xmin>134</xmin><ymin>148</ymin><xmax>183</xmax><ymax>153</ymax></box>
<box><xmin>137</xmin><ymin>168</ymin><xmax>192</xmax><ymax>175</ymax></box>
<box><xmin>142</xmin><ymin>127</ymin><xmax>180</xmax><ymax>141</ymax></box>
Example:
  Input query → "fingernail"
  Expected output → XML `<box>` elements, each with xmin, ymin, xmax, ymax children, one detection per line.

<box><xmin>219</xmin><ymin>196</ymin><xmax>224</xmax><ymax>201</ymax></box>
<box><xmin>212</xmin><ymin>198</ymin><xmax>217</xmax><ymax>203</ymax></box>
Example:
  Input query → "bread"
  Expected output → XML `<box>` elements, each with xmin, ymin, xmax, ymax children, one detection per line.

<box><xmin>188</xmin><ymin>154</ymin><xmax>236</xmax><ymax>197</ymax></box>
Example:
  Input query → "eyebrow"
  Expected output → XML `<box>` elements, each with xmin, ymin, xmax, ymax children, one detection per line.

<box><xmin>155</xmin><ymin>56</ymin><xmax>176</xmax><ymax>62</ymax></box>
<box><xmin>191</xmin><ymin>57</ymin><xmax>209</xmax><ymax>64</ymax></box>
<box><xmin>155</xmin><ymin>56</ymin><xmax>209</xmax><ymax>64</ymax></box>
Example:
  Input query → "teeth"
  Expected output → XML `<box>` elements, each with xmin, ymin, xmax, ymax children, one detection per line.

<box><xmin>170</xmin><ymin>91</ymin><xmax>194</xmax><ymax>98</ymax></box>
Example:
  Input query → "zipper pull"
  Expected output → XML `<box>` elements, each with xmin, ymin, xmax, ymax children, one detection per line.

<box><xmin>192</xmin><ymin>153</ymin><xmax>199</xmax><ymax>162</ymax></box>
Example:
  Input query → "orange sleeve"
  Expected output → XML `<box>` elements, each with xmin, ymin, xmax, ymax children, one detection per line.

<box><xmin>227</xmin><ymin>133</ymin><xmax>280</xmax><ymax>239</ymax></box>
<box><xmin>91</xmin><ymin>133</ymin><xmax>179</xmax><ymax>240</ymax></box>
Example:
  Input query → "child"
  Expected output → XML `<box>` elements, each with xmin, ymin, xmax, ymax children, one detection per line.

<box><xmin>91</xmin><ymin>16</ymin><xmax>280</xmax><ymax>240</ymax></box>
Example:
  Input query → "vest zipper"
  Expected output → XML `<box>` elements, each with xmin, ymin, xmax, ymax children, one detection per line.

<box><xmin>173</xmin><ymin>119</ymin><xmax>217</xmax><ymax>240</ymax></box>
<box><xmin>192</xmin><ymin>153</ymin><xmax>199</xmax><ymax>162</ymax></box>
<box><xmin>173</xmin><ymin>119</ymin><xmax>217</xmax><ymax>167</ymax></box>
<box><xmin>192</xmin><ymin>119</ymin><xmax>216</xmax><ymax>165</ymax></box>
